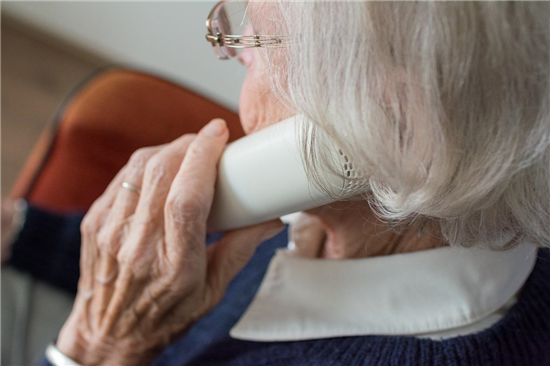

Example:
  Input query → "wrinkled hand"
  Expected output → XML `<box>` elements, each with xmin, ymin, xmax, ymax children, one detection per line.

<box><xmin>57</xmin><ymin>119</ymin><xmax>285</xmax><ymax>365</ymax></box>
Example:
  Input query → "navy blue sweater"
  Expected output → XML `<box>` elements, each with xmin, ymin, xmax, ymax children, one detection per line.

<box><xmin>10</xmin><ymin>206</ymin><xmax>550</xmax><ymax>366</ymax></box>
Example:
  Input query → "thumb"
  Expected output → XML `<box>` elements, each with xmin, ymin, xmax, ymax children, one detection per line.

<box><xmin>205</xmin><ymin>219</ymin><xmax>285</xmax><ymax>305</ymax></box>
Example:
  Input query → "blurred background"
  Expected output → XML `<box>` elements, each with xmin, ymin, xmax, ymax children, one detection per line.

<box><xmin>2</xmin><ymin>2</ymin><xmax>245</xmax><ymax>364</ymax></box>
<box><xmin>3</xmin><ymin>1</ymin><xmax>245</xmax><ymax>196</ymax></box>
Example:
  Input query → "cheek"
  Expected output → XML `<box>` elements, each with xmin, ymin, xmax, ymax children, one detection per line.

<box><xmin>239</xmin><ymin>68</ymin><xmax>265</xmax><ymax>135</ymax></box>
<box><xmin>238</xmin><ymin>51</ymin><xmax>294</xmax><ymax>135</ymax></box>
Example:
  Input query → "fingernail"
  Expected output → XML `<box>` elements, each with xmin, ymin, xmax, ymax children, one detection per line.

<box><xmin>202</xmin><ymin>119</ymin><xmax>226</xmax><ymax>137</ymax></box>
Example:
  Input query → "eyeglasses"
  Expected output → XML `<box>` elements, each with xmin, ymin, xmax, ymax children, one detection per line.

<box><xmin>205</xmin><ymin>0</ymin><xmax>290</xmax><ymax>60</ymax></box>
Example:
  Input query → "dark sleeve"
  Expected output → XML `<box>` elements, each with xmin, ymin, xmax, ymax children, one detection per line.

<box><xmin>8</xmin><ymin>205</ymin><xmax>85</xmax><ymax>294</ymax></box>
<box><xmin>39</xmin><ymin>357</ymin><xmax>55</xmax><ymax>366</ymax></box>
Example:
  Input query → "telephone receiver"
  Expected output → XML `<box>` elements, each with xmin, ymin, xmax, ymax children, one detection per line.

<box><xmin>206</xmin><ymin>114</ymin><xmax>365</xmax><ymax>232</ymax></box>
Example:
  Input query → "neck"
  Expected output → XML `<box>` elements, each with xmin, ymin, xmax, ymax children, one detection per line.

<box><xmin>300</xmin><ymin>201</ymin><xmax>445</xmax><ymax>259</ymax></box>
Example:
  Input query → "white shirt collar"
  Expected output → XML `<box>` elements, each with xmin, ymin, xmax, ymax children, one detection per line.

<box><xmin>230</xmin><ymin>242</ymin><xmax>537</xmax><ymax>342</ymax></box>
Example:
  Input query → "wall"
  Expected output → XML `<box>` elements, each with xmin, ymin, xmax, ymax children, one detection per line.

<box><xmin>3</xmin><ymin>1</ymin><xmax>246</xmax><ymax>110</ymax></box>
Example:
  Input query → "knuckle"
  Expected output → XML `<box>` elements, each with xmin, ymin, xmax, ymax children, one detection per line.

<box><xmin>129</xmin><ymin>148</ymin><xmax>154</xmax><ymax>170</ymax></box>
<box><xmin>117</xmin><ymin>231</ymin><xmax>157</xmax><ymax>270</ymax></box>
<box><xmin>116</xmin><ymin>248</ymin><xmax>130</xmax><ymax>265</ymax></box>
<box><xmin>166</xmin><ymin>193</ymin><xmax>205</xmax><ymax>223</ymax></box>
<box><xmin>96</xmin><ymin>226</ymin><xmax>121</xmax><ymax>253</ymax></box>
<box><xmin>187</xmin><ymin>143</ymin><xmax>206</xmax><ymax>158</ymax></box>
<box><xmin>81</xmin><ymin>213</ymin><xmax>98</xmax><ymax>236</ymax></box>
<box><xmin>144</xmin><ymin>156</ymin><xmax>167</xmax><ymax>185</ymax></box>
<box><xmin>116</xmin><ymin>247</ymin><xmax>139</xmax><ymax>269</ymax></box>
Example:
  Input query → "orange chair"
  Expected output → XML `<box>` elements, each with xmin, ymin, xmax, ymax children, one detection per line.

<box><xmin>10</xmin><ymin>67</ymin><xmax>245</xmax><ymax>213</ymax></box>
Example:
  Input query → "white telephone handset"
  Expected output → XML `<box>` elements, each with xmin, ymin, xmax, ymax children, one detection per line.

<box><xmin>207</xmin><ymin>115</ymin><xmax>363</xmax><ymax>232</ymax></box>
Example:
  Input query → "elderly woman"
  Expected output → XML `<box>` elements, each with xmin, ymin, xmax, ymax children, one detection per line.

<box><xmin>34</xmin><ymin>1</ymin><xmax>550</xmax><ymax>365</ymax></box>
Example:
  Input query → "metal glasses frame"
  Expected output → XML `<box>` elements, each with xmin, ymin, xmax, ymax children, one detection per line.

<box><xmin>205</xmin><ymin>0</ymin><xmax>290</xmax><ymax>59</ymax></box>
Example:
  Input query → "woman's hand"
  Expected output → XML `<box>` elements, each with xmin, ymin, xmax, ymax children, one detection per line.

<box><xmin>56</xmin><ymin>119</ymin><xmax>285</xmax><ymax>365</ymax></box>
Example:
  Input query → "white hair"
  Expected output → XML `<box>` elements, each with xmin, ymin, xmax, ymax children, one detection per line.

<box><xmin>254</xmin><ymin>1</ymin><xmax>550</xmax><ymax>249</ymax></box>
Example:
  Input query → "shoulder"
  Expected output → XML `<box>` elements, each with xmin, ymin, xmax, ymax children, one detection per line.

<box><xmin>156</xmin><ymin>249</ymin><xmax>550</xmax><ymax>366</ymax></box>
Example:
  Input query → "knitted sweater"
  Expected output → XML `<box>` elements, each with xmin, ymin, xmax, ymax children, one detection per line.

<box><xmin>10</xmin><ymin>206</ymin><xmax>550</xmax><ymax>366</ymax></box>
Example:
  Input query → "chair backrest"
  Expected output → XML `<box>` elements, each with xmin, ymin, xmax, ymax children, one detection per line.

<box><xmin>10</xmin><ymin>67</ymin><xmax>244</xmax><ymax>213</ymax></box>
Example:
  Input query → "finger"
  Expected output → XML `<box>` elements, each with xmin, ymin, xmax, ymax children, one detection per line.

<box><xmin>164</xmin><ymin>119</ymin><xmax>229</xmax><ymax>267</ymax></box>
<box><xmin>99</xmin><ymin>146</ymin><xmax>163</xmax><ymax>257</ymax></box>
<box><xmin>92</xmin><ymin>146</ymin><xmax>163</xmax><ymax>328</ymax></box>
<box><xmin>99</xmin><ymin>270</ymin><xmax>135</xmax><ymax>336</ymax></box>
<box><xmin>105</xmin><ymin>135</ymin><xmax>197</xmax><ymax>327</ymax></box>
<box><xmin>116</xmin><ymin>134</ymin><xmax>197</xmax><ymax>270</ymax></box>
<box><xmin>205</xmin><ymin>219</ymin><xmax>285</xmax><ymax>307</ymax></box>
<box><xmin>134</xmin><ymin>219</ymin><xmax>285</xmax><ymax>325</ymax></box>
<box><xmin>83</xmin><ymin>165</ymin><xmax>129</xmax><ymax>235</ymax></box>
<box><xmin>112</xmin><ymin>146</ymin><xmax>165</xmax><ymax>233</ymax></box>
<box><xmin>131</xmin><ymin>135</ymin><xmax>197</xmax><ymax>229</ymax></box>
<box><xmin>78</xmin><ymin>166</ymin><xmax>128</xmax><ymax>302</ymax></box>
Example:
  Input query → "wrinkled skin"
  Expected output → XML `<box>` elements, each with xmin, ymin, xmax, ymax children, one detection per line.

<box><xmin>290</xmin><ymin>201</ymin><xmax>444</xmax><ymax>259</ymax></box>
<box><xmin>239</xmin><ymin>46</ymin><xmax>444</xmax><ymax>260</ymax></box>
<box><xmin>56</xmin><ymin>120</ymin><xmax>284</xmax><ymax>365</ymax></box>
